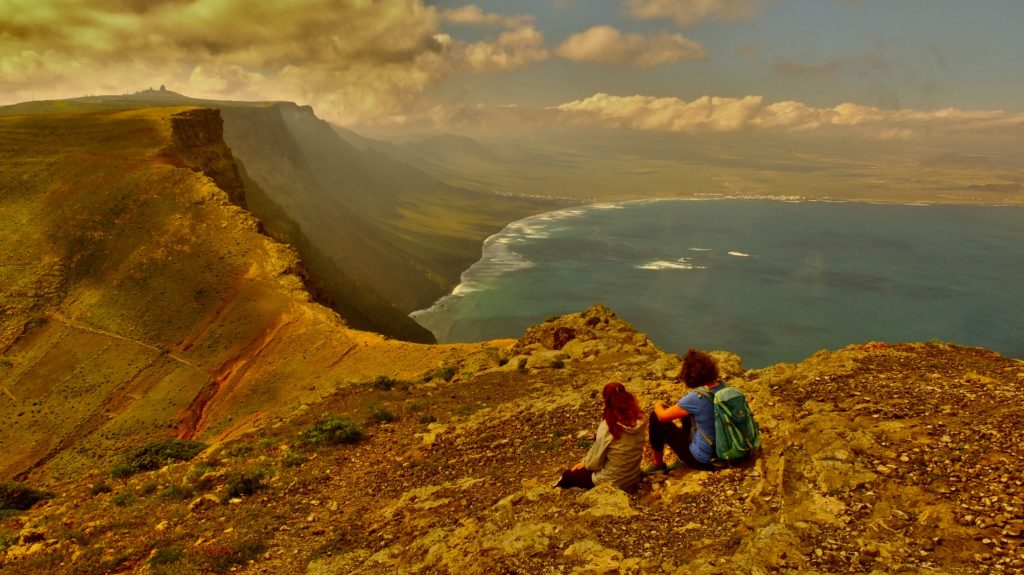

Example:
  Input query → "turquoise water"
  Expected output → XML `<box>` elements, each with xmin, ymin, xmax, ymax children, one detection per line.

<box><xmin>412</xmin><ymin>200</ymin><xmax>1024</xmax><ymax>368</ymax></box>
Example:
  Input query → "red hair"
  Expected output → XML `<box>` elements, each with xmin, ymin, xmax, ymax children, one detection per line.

<box><xmin>602</xmin><ymin>382</ymin><xmax>643</xmax><ymax>440</ymax></box>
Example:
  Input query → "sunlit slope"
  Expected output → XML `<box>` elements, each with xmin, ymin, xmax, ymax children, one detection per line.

<box><xmin>0</xmin><ymin>108</ymin><xmax>499</xmax><ymax>481</ymax></box>
<box><xmin>2</xmin><ymin>93</ymin><xmax>564</xmax><ymax>341</ymax></box>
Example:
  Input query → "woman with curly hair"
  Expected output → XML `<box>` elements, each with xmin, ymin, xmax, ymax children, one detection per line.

<box><xmin>555</xmin><ymin>381</ymin><xmax>647</xmax><ymax>490</ymax></box>
<box><xmin>645</xmin><ymin>349</ymin><xmax>723</xmax><ymax>473</ymax></box>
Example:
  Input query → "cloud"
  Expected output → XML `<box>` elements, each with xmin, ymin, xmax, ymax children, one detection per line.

<box><xmin>459</xmin><ymin>25</ymin><xmax>550</xmax><ymax>72</ymax></box>
<box><xmin>554</xmin><ymin>92</ymin><xmax>1024</xmax><ymax>137</ymax></box>
<box><xmin>0</xmin><ymin>0</ymin><xmax>454</xmax><ymax>125</ymax></box>
<box><xmin>623</xmin><ymin>0</ymin><xmax>768</xmax><ymax>26</ymax></box>
<box><xmin>441</xmin><ymin>4</ymin><xmax>533</xmax><ymax>29</ymax></box>
<box><xmin>555</xmin><ymin>25</ymin><xmax>706</xmax><ymax>68</ymax></box>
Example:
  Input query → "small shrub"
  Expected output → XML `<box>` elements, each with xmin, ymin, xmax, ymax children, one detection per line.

<box><xmin>63</xmin><ymin>529</ymin><xmax>89</xmax><ymax>546</ymax></box>
<box><xmin>188</xmin><ymin>466</ymin><xmax>221</xmax><ymax>492</ymax></box>
<box><xmin>140</xmin><ymin>482</ymin><xmax>158</xmax><ymax>495</ymax></box>
<box><xmin>187</xmin><ymin>464</ymin><xmax>217</xmax><ymax>482</ymax></box>
<box><xmin>0</xmin><ymin>530</ymin><xmax>15</xmax><ymax>552</ymax></box>
<box><xmin>299</xmin><ymin>417</ymin><xmax>363</xmax><ymax>447</ymax></box>
<box><xmin>425</xmin><ymin>364</ymin><xmax>457</xmax><ymax>382</ymax></box>
<box><xmin>149</xmin><ymin>545</ymin><xmax>184</xmax><ymax>566</ymax></box>
<box><xmin>368</xmin><ymin>405</ymin><xmax>395</xmax><ymax>424</ymax></box>
<box><xmin>160</xmin><ymin>485</ymin><xmax>194</xmax><ymax>501</ymax></box>
<box><xmin>90</xmin><ymin>483</ymin><xmax>113</xmax><ymax>496</ymax></box>
<box><xmin>552</xmin><ymin>359</ymin><xmax>565</xmax><ymax>369</ymax></box>
<box><xmin>201</xmin><ymin>538</ymin><xmax>265</xmax><ymax>573</ymax></box>
<box><xmin>0</xmin><ymin>481</ymin><xmax>53</xmax><ymax>510</ymax></box>
<box><xmin>418</xmin><ymin>414</ymin><xmax>437</xmax><ymax>425</ymax></box>
<box><xmin>110</xmin><ymin>439</ymin><xmax>207</xmax><ymax>479</ymax></box>
<box><xmin>282</xmin><ymin>451</ymin><xmax>307</xmax><ymax>468</ymax></box>
<box><xmin>111</xmin><ymin>492</ymin><xmax>134</xmax><ymax>507</ymax></box>
<box><xmin>224</xmin><ymin>468</ymin><xmax>266</xmax><ymax>500</ymax></box>
<box><xmin>371</xmin><ymin>375</ymin><xmax>396</xmax><ymax>390</ymax></box>
<box><xmin>224</xmin><ymin>443</ymin><xmax>254</xmax><ymax>458</ymax></box>
<box><xmin>257</xmin><ymin>438</ymin><xmax>277</xmax><ymax>450</ymax></box>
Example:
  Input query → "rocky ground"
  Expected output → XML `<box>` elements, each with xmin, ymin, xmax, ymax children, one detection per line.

<box><xmin>3</xmin><ymin>304</ymin><xmax>1023</xmax><ymax>574</ymax></box>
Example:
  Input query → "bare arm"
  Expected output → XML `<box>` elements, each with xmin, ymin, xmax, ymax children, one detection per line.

<box><xmin>654</xmin><ymin>401</ymin><xmax>688</xmax><ymax>422</ymax></box>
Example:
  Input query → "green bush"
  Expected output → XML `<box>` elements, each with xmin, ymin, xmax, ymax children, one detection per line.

<box><xmin>140</xmin><ymin>482</ymin><xmax>158</xmax><ymax>495</ymax></box>
<box><xmin>299</xmin><ymin>417</ymin><xmax>363</xmax><ymax>447</ymax></box>
<box><xmin>149</xmin><ymin>545</ymin><xmax>184</xmax><ymax>566</ymax></box>
<box><xmin>201</xmin><ymin>538</ymin><xmax>266</xmax><ymax>573</ymax></box>
<box><xmin>90</xmin><ymin>483</ymin><xmax>113</xmax><ymax>496</ymax></box>
<box><xmin>371</xmin><ymin>375</ymin><xmax>396</xmax><ymax>390</ymax></box>
<box><xmin>110</xmin><ymin>439</ymin><xmax>207</xmax><ymax>479</ymax></box>
<box><xmin>111</xmin><ymin>492</ymin><xmax>134</xmax><ymax>507</ymax></box>
<box><xmin>0</xmin><ymin>530</ymin><xmax>15</xmax><ymax>552</ymax></box>
<box><xmin>425</xmin><ymin>364</ymin><xmax>458</xmax><ymax>382</ymax></box>
<box><xmin>224</xmin><ymin>468</ymin><xmax>266</xmax><ymax>500</ymax></box>
<box><xmin>368</xmin><ymin>405</ymin><xmax>395</xmax><ymax>424</ymax></box>
<box><xmin>282</xmin><ymin>451</ymin><xmax>307</xmax><ymax>468</ymax></box>
<box><xmin>160</xmin><ymin>485</ymin><xmax>195</xmax><ymax>501</ymax></box>
<box><xmin>0</xmin><ymin>481</ymin><xmax>53</xmax><ymax>511</ymax></box>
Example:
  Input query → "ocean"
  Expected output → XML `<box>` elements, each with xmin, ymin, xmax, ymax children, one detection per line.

<box><xmin>411</xmin><ymin>199</ymin><xmax>1024</xmax><ymax>368</ymax></box>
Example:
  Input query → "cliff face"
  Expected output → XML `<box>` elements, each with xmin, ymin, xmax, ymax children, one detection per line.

<box><xmin>218</xmin><ymin>103</ymin><xmax>555</xmax><ymax>342</ymax></box>
<box><xmin>0</xmin><ymin>108</ymin><xmax>500</xmax><ymax>482</ymax></box>
<box><xmin>1</xmin><ymin>95</ymin><xmax>561</xmax><ymax>343</ymax></box>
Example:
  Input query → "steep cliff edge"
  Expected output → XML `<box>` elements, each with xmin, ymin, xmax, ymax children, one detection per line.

<box><xmin>0</xmin><ymin>108</ymin><xmax>501</xmax><ymax>482</ymax></box>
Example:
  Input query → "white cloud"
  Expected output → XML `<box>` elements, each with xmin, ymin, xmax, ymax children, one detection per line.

<box><xmin>460</xmin><ymin>25</ymin><xmax>550</xmax><ymax>73</ymax></box>
<box><xmin>0</xmin><ymin>0</ymin><xmax>453</xmax><ymax>125</ymax></box>
<box><xmin>555</xmin><ymin>25</ymin><xmax>706</xmax><ymax>68</ymax></box>
<box><xmin>554</xmin><ymin>92</ymin><xmax>1024</xmax><ymax>137</ymax></box>
<box><xmin>441</xmin><ymin>4</ymin><xmax>533</xmax><ymax>29</ymax></box>
<box><xmin>623</xmin><ymin>0</ymin><xmax>768</xmax><ymax>26</ymax></box>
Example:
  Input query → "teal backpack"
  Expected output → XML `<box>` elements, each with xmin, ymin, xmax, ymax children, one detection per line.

<box><xmin>694</xmin><ymin>384</ymin><xmax>762</xmax><ymax>462</ymax></box>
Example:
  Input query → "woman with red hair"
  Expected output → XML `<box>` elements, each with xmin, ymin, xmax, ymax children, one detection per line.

<box><xmin>555</xmin><ymin>382</ymin><xmax>647</xmax><ymax>490</ymax></box>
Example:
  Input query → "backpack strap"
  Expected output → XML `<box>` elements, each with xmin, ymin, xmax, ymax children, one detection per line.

<box><xmin>691</xmin><ymin>387</ymin><xmax>715</xmax><ymax>447</ymax></box>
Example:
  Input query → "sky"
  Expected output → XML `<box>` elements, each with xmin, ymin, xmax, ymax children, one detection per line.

<box><xmin>1</xmin><ymin>0</ymin><xmax>1023</xmax><ymax>140</ymax></box>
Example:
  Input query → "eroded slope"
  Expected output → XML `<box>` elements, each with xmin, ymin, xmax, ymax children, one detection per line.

<box><xmin>0</xmin><ymin>108</ymin><xmax>499</xmax><ymax>482</ymax></box>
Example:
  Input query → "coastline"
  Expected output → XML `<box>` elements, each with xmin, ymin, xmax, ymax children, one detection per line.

<box><xmin>410</xmin><ymin>194</ymin><xmax>1023</xmax><ymax>339</ymax></box>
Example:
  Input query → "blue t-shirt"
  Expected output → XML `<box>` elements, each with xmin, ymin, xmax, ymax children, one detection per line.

<box><xmin>678</xmin><ymin>383</ymin><xmax>722</xmax><ymax>463</ymax></box>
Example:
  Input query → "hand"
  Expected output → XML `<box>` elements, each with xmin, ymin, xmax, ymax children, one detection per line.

<box><xmin>571</xmin><ymin>462</ymin><xmax>585</xmax><ymax>471</ymax></box>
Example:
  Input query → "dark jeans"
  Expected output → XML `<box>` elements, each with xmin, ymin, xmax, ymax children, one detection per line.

<box><xmin>648</xmin><ymin>411</ymin><xmax>715</xmax><ymax>471</ymax></box>
<box><xmin>555</xmin><ymin>467</ymin><xmax>595</xmax><ymax>489</ymax></box>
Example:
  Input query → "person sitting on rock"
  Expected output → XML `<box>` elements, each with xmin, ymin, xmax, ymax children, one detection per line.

<box><xmin>645</xmin><ymin>349</ymin><xmax>722</xmax><ymax>473</ymax></box>
<box><xmin>555</xmin><ymin>382</ymin><xmax>647</xmax><ymax>490</ymax></box>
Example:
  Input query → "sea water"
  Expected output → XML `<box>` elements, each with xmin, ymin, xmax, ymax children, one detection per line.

<box><xmin>411</xmin><ymin>200</ymin><xmax>1024</xmax><ymax>368</ymax></box>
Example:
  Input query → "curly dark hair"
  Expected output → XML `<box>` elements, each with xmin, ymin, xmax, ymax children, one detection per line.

<box><xmin>677</xmin><ymin>349</ymin><xmax>719</xmax><ymax>388</ymax></box>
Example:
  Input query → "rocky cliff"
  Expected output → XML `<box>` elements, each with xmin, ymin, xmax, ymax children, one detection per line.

<box><xmin>1</xmin><ymin>93</ymin><xmax>564</xmax><ymax>342</ymax></box>
<box><xmin>3</xmin><ymin>303</ymin><xmax>1023</xmax><ymax>573</ymax></box>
